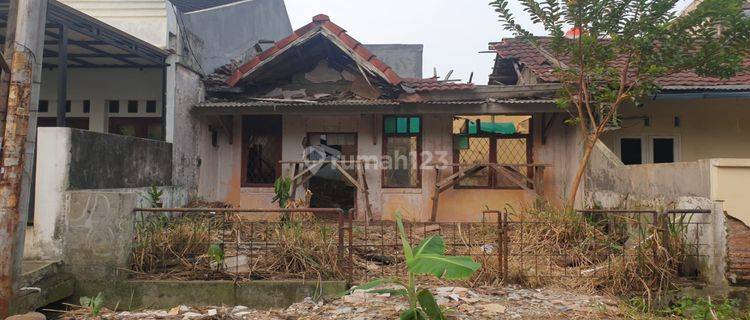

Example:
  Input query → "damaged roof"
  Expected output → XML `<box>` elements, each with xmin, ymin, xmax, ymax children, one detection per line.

<box><xmin>213</xmin><ymin>14</ymin><xmax>475</xmax><ymax>95</ymax></box>
<box><xmin>491</xmin><ymin>37</ymin><xmax>750</xmax><ymax>90</ymax></box>
<box><xmin>225</xmin><ymin>14</ymin><xmax>401</xmax><ymax>87</ymax></box>
<box><xmin>404</xmin><ymin>78</ymin><xmax>476</xmax><ymax>92</ymax></box>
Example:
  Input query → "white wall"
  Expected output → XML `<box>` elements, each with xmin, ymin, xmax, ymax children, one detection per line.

<box><xmin>170</xmin><ymin>64</ymin><xmax>205</xmax><ymax>194</ymax></box>
<box><xmin>26</xmin><ymin>128</ymin><xmax>71</xmax><ymax>260</ymax></box>
<box><xmin>58</xmin><ymin>0</ymin><xmax>169</xmax><ymax>48</ymax></box>
<box><xmin>24</xmin><ymin>128</ymin><xmax>188</xmax><ymax>260</ymax></box>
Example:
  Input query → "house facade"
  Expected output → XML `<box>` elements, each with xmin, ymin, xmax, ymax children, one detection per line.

<box><xmin>191</xmin><ymin>15</ymin><xmax>577</xmax><ymax>222</ymax></box>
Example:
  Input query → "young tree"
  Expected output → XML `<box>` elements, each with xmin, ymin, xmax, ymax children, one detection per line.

<box><xmin>490</xmin><ymin>0</ymin><xmax>750</xmax><ymax>208</ymax></box>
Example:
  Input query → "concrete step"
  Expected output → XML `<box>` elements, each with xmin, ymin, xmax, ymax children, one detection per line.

<box><xmin>13</xmin><ymin>260</ymin><xmax>75</xmax><ymax>314</ymax></box>
<box><xmin>19</xmin><ymin>260</ymin><xmax>63</xmax><ymax>288</ymax></box>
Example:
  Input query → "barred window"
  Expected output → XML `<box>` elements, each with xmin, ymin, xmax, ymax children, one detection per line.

<box><xmin>242</xmin><ymin>116</ymin><xmax>282</xmax><ymax>186</ymax></box>
<box><xmin>452</xmin><ymin>115</ymin><xmax>532</xmax><ymax>188</ymax></box>
<box><xmin>383</xmin><ymin>116</ymin><xmax>421</xmax><ymax>188</ymax></box>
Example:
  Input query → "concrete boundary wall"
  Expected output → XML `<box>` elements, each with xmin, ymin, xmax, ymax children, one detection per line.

<box><xmin>585</xmin><ymin>141</ymin><xmax>731</xmax><ymax>287</ymax></box>
<box><xmin>585</xmin><ymin>141</ymin><xmax>712</xmax><ymax>209</ymax></box>
<box><xmin>75</xmin><ymin>280</ymin><xmax>347</xmax><ymax>311</ymax></box>
<box><xmin>24</xmin><ymin>128</ymin><xmax>187</xmax><ymax>262</ymax></box>
<box><xmin>66</xmin><ymin>128</ymin><xmax>173</xmax><ymax>189</ymax></box>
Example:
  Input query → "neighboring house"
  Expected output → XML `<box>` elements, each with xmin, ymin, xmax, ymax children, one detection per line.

<box><xmin>191</xmin><ymin>14</ymin><xmax>569</xmax><ymax>222</ymax></box>
<box><xmin>491</xmin><ymin>37</ymin><xmax>750</xmax><ymax>165</ymax></box>
<box><xmin>490</xmin><ymin>36</ymin><xmax>750</xmax><ymax>283</ymax></box>
<box><xmin>1</xmin><ymin>0</ymin><xmax>169</xmax><ymax>137</ymax></box>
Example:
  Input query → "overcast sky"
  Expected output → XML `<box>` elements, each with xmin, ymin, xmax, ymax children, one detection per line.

<box><xmin>283</xmin><ymin>0</ymin><xmax>693</xmax><ymax>84</ymax></box>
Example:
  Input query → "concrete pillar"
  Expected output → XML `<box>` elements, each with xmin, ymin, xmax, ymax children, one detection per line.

<box><xmin>705</xmin><ymin>200</ymin><xmax>729</xmax><ymax>288</ymax></box>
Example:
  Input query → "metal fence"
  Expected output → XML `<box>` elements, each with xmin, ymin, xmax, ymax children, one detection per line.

<box><xmin>130</xmin><ymin>207</ymin><xmax>712</xmax><ymax>287</ymax></box>
<box><xmin>130</xmin><ymin>207</ymin><xmax>353</xmax><ymax>282</ymax></box>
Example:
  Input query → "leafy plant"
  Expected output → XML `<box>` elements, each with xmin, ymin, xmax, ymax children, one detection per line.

<box><xmin>351</xmin><ymin>212</ymin><xmax>481</xmax><ymax>319</ymax></box>
<box><xmin>666</xmin><ymin>296</ymin><xmax>747</xmax><ymax>320</ymax></box>
<box><xmin>272</xmin><ymin>177</ymin><xmax>292</xmax><ymax>208</ymax></box>
<box><xmin>490</xmin><ymin>0</ymin><xmax>750</xmax><ymax>208</ymax></box>
<box><xmin>208</xmin><ymin>243</ymin><xmax>224</xmax><ymax>271</ymax></box>
<box><xmin>146</xmin><ymin>184</ymin><xmax>164</xmax><ymax>208</ymax></box>
<box><xmin>79</xmin><ymin>292</ymin><xmax>105</xmax><ymax>317</ymax></box>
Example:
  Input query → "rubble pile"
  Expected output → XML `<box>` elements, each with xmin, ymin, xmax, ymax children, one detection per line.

<box><xmin>61</xmin><ymin>285</ymin><xmax>621</xmax><ymax>319</ymax></box>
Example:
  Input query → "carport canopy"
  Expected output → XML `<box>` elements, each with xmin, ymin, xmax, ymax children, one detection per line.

<box><xmin>0</xmin><ymin>0</ymin><xmax>168</xmax><ymax>126</ymax></box>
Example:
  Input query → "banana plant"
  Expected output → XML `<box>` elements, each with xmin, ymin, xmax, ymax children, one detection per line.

<box><xmin>79</xmin><ymin>292</ymin><xmax>105</xmax><ymax>317</ymax></box>
<box><xmin>351</xmin><ymin>213</ymin><xmax>481</xmax><ymax>320</ymax></box>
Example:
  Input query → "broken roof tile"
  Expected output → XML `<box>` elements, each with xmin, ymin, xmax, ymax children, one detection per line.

<box><xmin>403</xmin><ymin>78</ymin><xmax>476</xmax><ymax>92</ymax></box>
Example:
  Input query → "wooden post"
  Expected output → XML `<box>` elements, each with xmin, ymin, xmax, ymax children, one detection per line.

<box><xmin>430</xmin><ymin>166</ymin><xmax>440</xmax><ymax>222</ymax></box>
<box><xmin>0</xmin><ymin>0</ymin><xmax>48</xmax><ymax>316</ymax></box>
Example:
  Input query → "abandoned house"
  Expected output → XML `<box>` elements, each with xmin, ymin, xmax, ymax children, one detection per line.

<box><xmin>192</xmin><ymin>14</ymin><xmax>572</xmax><ymax>223</ymax></box>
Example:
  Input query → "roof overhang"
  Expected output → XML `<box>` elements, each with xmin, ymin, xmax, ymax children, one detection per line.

<box><xmin>0</xmin><ymin>0</ymin><xmax>168</xmax><ymax>69</ymax></box>
<box><xmin>192</xmin><ymin>99</ymin><xmax>559</xmax><ymax>115</ymax></box>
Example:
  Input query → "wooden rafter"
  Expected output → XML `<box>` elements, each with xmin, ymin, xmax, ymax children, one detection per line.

<box><xmin>282</xmin><ymin>160</ymin><xmax>374</xmax><ymax>221</ymax></box>
<box><xmin>429</xmin><ymin>163</ymin><xmax>549</xmax><ymax>222</ymax></box>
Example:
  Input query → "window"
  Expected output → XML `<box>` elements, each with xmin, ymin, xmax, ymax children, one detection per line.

<box><xmin>618</xmin><ymin>136</ymin><xmax>678</xmax><ymax>165</ymax></box>
<box><xmin>128</xmin><ymin>100</ymin><xmax>139</xmax><ymax>113</ymax></box>
<box><xmin>65</xmin><ymin>100</ymin><xmax>71</xmax><ymax>113</ymax></box>
<box><xmin>83</xmin><ymin>100</ymin><xmax>90</xmax><ymax>114</ymax></box>
<box><xmin>383</xmin><ymin>116</ymin><xmax>421</xmax><ymax>188</ymax></box>
<box><xmin>242</xmin><ymin>115</ymin><xmax>282</xmax><ymax>186</ymax></box>
<box><xmin>108</xmin><ymin>100</ymin><xmax>120</xmax><ymax>113</ymax></box>
<box><xmin>146</xmin><ymin>100</ymin><xmax>157</xmax><ymax>113</ymax></box>
<box><xmin>619</xmin><ymin>138</ymin><xmax>643</xmax><ymax>165</ymax></box>
<box><xmin>452</xmin><ymin>115</ymin><xmax>532</xmax><ymax>188</ymax></box>
<box><xmin>652</xmin><ymin>137</ymin><xmax>677</xmax><ymax>163</ymax></box>
<box><xmin>38</xmin><ymin>100</ymin><xmax>48</xmax><ymax>113</ymax></box>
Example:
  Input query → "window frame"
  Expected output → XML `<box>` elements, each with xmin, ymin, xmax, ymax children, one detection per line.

<box><xmin>241</xmin><ymin>115</ymin><xmax>283</xmax><ymax>188</ymax></box>
<box><xmin>381</xmin><ymin>115</ymin><xmax>423</xmax><ymax>189</ymax></box>
<box><xmin>647</xmin><ymin>135</ymin><xmax>680</xmax><ymax>164</ymax></box>
<box><xmin>452</xmin><ymin>115</ymin><xmax>534</xmax><ymax>190</ymax></box>
<box><xmin>616</xmin><ymin>135</ymin><xmax>680</xmax><ymax>165</ymax></box>
<box><xmin>615</xmin><ymin>136</ymin><xmax>645</xmax><ymax>165</ymax></box>
<box><xmin>108</xmin><ymin>100</ymin><xmax>120</xmax><ymax>113</ymax></box>
<box><xmin>127</xmin><ymin>100</ymin><xmax>139</xmax><ymax>113</ymax></box>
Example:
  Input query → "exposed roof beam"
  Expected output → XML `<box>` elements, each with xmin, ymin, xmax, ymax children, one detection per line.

<box><xmin>42</xmin><ymin>50</ymin><xmax>139</xmax><ymax>59</ymax></box>
<box><xmin>45</xmin><ymin>6</ymin><xmax>166</xmax><ymax>65</ymax></box>
<box><xmin>44</xmin><ymin>40</ymin><xmax>106</xmax><ymax>46</ymax></box>
<box><xmin>45</xmin><ymin>30</ymin><xmax>142</xmax><ymax>67</ymax></box>
<box><xmin>42</xmin><ymin>64</ymin><xmax>164</xmax><ymax>69</ymax></box>
<box><xmin>43</xmin><ymin>48</ymin><xmax>95</xmax><ymax>67</ymax></box>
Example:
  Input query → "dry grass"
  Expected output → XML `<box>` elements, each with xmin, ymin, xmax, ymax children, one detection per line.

<box><xmin>129</xmin><ymin>204</ymin><xmax>697</xmax><ymax>308</ymax></box>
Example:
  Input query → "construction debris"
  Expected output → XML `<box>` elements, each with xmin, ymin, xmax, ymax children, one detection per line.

<box><xmin>59</xmin><ymin>285</ymin><xmax>620</xmax><ymax>319</ymax></box>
